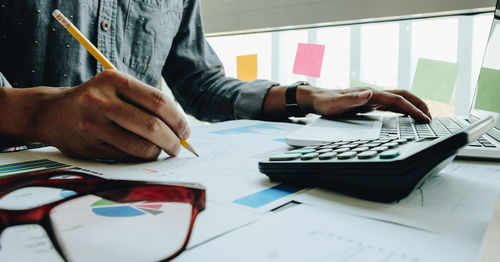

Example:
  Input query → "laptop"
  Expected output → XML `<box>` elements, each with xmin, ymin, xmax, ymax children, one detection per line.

<box><xmin>286</xmin><ymin>6</ymin><xmax>500</xmax><ymax>160</ymax></box>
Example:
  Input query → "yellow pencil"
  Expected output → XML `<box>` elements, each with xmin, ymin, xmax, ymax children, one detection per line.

<box><xmin>52</xmin><ymin>9</ymin><xmax>199</xmax><ymax>157</ymax></box>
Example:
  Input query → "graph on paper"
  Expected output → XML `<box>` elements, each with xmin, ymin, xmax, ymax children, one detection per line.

<box><xmin>0</xmin><ymin>159</ymin><xmax>69</xmax><ymax>178</ymax></box>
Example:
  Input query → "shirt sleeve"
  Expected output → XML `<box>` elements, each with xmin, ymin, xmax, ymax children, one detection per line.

<box><xmin>162</xmin><ymin>0</ymin><xmax>279</xmax><ymax>122</ymax></box>
<box><xmin>0</xmin><ymin>72</ymin><xmax>12</xmax><ymax>88</ymax></box>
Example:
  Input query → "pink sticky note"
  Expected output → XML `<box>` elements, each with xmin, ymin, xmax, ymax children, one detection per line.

<box><xmin>292</xmin><ymin>43</ymin><xmax>325</xmax><ymax>78</ymax></box>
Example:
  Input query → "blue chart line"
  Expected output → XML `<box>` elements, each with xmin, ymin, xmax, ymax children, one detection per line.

<box><xmin>211</xmin><ymin>123</ymin><xmax>282</xmax><ymax>135</ymax></box>
<box><xmin>233</xmin><ymin>184</ymin><xmax>303</xmax><ymax>208</ymax></box>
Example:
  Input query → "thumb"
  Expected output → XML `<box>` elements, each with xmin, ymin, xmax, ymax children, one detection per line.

<box><xmin>341</xmin><ymin>89</ymin><xmax>373</xmax><ymax>108</ymax></box>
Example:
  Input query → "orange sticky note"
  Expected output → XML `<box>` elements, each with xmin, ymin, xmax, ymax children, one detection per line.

<box><xmin>237</xmin><ymin>54</ymin><xmax>258</xmax><ymax>82</ymax></box>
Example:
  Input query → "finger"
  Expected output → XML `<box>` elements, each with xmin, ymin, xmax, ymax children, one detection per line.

<box><xmin>104</xmin><ymin>101</ymin><xmax>182</xmax><ymax>157</ymax></box>
<box><xmin>370</xmin><ymin>91</ymin><xmax>431</xmax><ymax>122</ymax></box>
<box><xmin>99</xmin><ymin>70</ymin><xmax>190</xmax><ymax>139</ymax></box>
<box><xmin>386</xmin><ymin>90</ymin><xmax>432</xmax><ymax>119</ymax></box>
<box><xmin>58</xmin><ymin>141</ymin><xmax>135</xmax><ymax>162</ymax></box>
<box><xmin>329</xmin><ymin>90</ymin><xmax>373</xmax><ymax>114</ymax></box>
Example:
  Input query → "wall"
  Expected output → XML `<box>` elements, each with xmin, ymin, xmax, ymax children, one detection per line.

<box><xmin>201</xmin><ymin>0</ymin><xmax>495</xmax><ymax>35</ymax></box>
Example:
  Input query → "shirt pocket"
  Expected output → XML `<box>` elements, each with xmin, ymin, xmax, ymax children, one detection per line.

<box><xmin>123</xmin><ymin>0</ymin><xmax>183</xmax><ymax>74</ymax></box>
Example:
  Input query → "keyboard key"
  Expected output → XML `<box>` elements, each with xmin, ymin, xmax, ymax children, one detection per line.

<box><xmin>339</xmin><ymin>144</ymin><xmax>358</xmax><ymax>149</ymax></box>
<box><xmin>380</xmin><ymin>150</ymin><xmax>400</xmax><ymax>159</ymax></box>
<box><xmin>319</xmin><ymin>152</ymin><xmax>338</xmax><ymax>160</ymax></box>
<box><xmin>484</xmin><ymin>144</ymin><xmax>497</xmax><ymax>148</ymax></box>
<box><xmin>301</xmin><ymin>153</ymin><xmax>319</xmax><ymax>160</ymax></box>
<box><xmin>358</xmin><ymin>151</ymin><xmax>377</xmax><ymax>159</ymax></box>
<box><xmin>337</xmin><ymin>151</ymin><xmax>357</xmax><ymax>160</ymax></box>
<box><xmin>468</xmin><ymin>142</ymin><xmax>482</xmax><ymax>147</ymax></box>
<box><xmin>269</xmin><ymin>154</ymin><xmax>301</xmax><ymax>161</ymax></box>
<box><xmin>286</xmin><ymin>148</ymin><xmax>316</xmax><ymax>154</ymax></box>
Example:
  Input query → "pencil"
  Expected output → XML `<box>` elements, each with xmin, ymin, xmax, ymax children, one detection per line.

<box><xmin>52</xmin><ymin>9</ymin><xmax>199</xmax><ymax>157</ymax></box>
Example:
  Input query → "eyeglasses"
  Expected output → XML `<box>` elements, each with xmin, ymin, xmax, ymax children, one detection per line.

<box><xmin>0</xmin><ymin>168</ymin><xmax>205</xmax><ymax>261</ymax></box>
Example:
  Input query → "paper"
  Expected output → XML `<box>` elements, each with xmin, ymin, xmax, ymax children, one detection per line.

<box><xmin>292</xmin><ymin>43</ymin><xmax>325</xmax><ymax>78</ymax></box>
<box><xmin>294</xmin><ymin>161</ymin><xmax>500</xmax><ymax>238</ymax></box>
<box><xmin>25</xmin><ymin>120</ymin><xmax>305</xmax><ymax>212</ymax></box>
<box><xmin>349</xmin><ymin>80</ymin><xmax>387</xmax><ymax>90</ymax></box>
<box><xmin>0</xmin><ymin>225</ymin><xmax>64</xmax><ymax>262</ymax></box>
<box><xmin>188</xmin><ymin>201</ymin><xmax>260</xmax><ymax>249</ymax></box>
<box><xmin>237</xmin><ymin>54</ymin><xmax>258</xmax><ymax>82</ymax></box>
<box><xmin>474</xmin><ymin>67</ymin><xmax>500</xmax><ymax>113</ymax></box>
<box><xmin>176</xmin><ymin>204</ymin><xmax>476</xmax><ymax>262</ymax></box>
<box><xmin>411</xmin><ymin>58</ymin><xmax>458</xmax><ymax>103</ymax></box>
<box><xmin>477</xmin><ymin>195</ymin><xmax>500</xmax><ymax>262</ymax></box>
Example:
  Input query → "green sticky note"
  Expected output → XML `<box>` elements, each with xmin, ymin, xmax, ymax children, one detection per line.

<box><xmin>411</xmin><ymin>58</ymin><xmax>459</xmax><ymax>103</ymax></box>
<box><xmin>349</xmin><ymin>80</ymin><xmax>387</xmax><ymax>90</ymax></box>
<box><xmin>474</xmin><ymin>67</ymin><xmax>500</xmax><ymax>113</ymax></box>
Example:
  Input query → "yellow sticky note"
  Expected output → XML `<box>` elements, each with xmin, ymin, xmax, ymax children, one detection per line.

<box><xmin>237</xmin><ymin>54</ymin><xmax>257</xmax><ymax>82</ymax></box>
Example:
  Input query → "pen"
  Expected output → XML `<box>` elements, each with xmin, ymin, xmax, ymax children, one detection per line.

<box><xmin>52</xmin><ymin>9</ymin><xmax>199</xmax><ymax>157</ymax></box>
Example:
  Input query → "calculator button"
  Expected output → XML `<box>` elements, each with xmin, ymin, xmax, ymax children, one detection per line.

<box><xmin>319</xmin><ymin>145</ymin><xmax>337</xmax><ymax>149</ymax></box>
<box><xmin>319</xmin><ymin>152</ymin><xmax>338</xmax><ymax>160</ymax></box>
<box><xmin>380</xmin><ymin>150</ymin><xmax>400</xmax><ymax>159</ymax></box>
<box><xmin>385</xmin><ymin>142</ymin><xmax>398</xmax><ymax>148</ymax></box>
<box><xmin>339</xmin><ymin>144</ymin><xmax>357</xmax><ymax>149</ymax></box>
<box><xmin>352</xmin><ymin>147</ymin><xmax>369</xmax><ymax>153</ymax></box>
<box><xmin>358</xmin><ymin>150</ymin><xmax>377</xmax><ymax>159</ymax></box>
<box><xmin>286</xmin><ymin>148</ymin><xmax>316</xmax><ymax>154</ymax></box>
<box><xmin>316</xmin><ymin>149</ymin><xmax>333</xmax><ymax>154</ymax></box>
<box><xmin>395</xmin><ymin>138</ymin><xmax>408</xmax><ymax>145</ymax></box>
<box><xmin>364</xmin><ymin>143</ymin><xmax>381</xmax><ymax>148</ymax></box>
<box><xmin>371</xmin><ymin>146</ymin><xmax>389</xmax><ymax>153</ymax></box>
<box><xmin>269</xmin><ymin>154</ymin><xmax>301</xmax><ymax>161</ymax></box>
<box><xmin>333</xmin><ymin>147</ymin><xmax>350</xmax><ymax>153</ymax></box>
<box><xmin>337</xmin><ymin>151</ymin><xmax>357</xmax><ymax>159</ymax></box>
<box><xmin>301</xmin><ymin>153</ymin><xmax>319</xmax><ymax>160</ymax></box>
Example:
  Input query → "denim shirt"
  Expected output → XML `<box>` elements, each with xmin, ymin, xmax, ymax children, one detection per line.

<box><xmin>0</xmin><ymin>0</ymin><xmax>277</xmax><ymax>121</ymax></box>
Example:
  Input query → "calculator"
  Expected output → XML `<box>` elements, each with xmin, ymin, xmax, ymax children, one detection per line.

<box><xmin>259</xmin><ymin>116</ymin><xmax>496</xmax><ymax>202</ymax></box>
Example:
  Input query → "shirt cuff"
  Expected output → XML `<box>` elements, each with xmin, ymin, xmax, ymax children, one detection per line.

<box><xmin>233</xmin><ymin>79</ymin><xmax>280</xmax><ymax>119</ymax></box>
<box><xmin>0</xmin><ymin>72</ymin><xmax>12</xmax><ymax>88</ymax></box>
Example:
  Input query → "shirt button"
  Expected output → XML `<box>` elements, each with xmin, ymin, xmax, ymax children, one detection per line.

<box><xmin>101</xmin><ymin>20</ymin><xmax>111</xmax><ymax>31</ymax></box>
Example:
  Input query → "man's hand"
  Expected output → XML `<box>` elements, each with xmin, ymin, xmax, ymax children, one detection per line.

<box><xmin>262</xmin><ymin>85</ymin><xmax>432</xmax><ymax>122</ymax></box>
<box><xmin>35</xmin><ymin>70</ymin><xmax>190</xmax><ymax>161</ymax></box>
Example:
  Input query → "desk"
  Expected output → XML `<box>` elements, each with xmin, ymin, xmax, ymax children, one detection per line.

<box><xmin>0</xmin><ymin>120</ymin><xmax>499</xmax><ymax>261</ymax></box>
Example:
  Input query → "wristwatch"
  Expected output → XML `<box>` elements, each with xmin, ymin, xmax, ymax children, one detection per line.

<box><xmin>285</xmin><ymin>81</ymin><xmax>309</xmax><ymax>117</ymax></box>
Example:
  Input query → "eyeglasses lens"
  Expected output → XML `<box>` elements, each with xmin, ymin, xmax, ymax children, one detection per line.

<box><xmin>49</xmin><ymin>193</ymin><xmax>193</xmax><ymax>261</ymax></box>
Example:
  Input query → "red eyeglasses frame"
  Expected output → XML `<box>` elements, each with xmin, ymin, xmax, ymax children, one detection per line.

<box><xmin>0</xmin><ymin>168</ymin><xmax>206</xmax><ymax>261</ymax></box>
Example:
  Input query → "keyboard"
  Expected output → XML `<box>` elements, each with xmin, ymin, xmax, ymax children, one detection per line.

<box><xmin>381</xmin><ymin>116</ymin><xmax>496</xmax><ymax>148</ymax></box>
<box><xmin>259</xmin><ymin>116</ymin><xmax>496</xmax><ymax>202</ymax></box>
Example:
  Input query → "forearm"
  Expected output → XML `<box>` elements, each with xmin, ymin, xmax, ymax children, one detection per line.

<box><xmin>0</xmin><ymin>86</ymin><xmax>58</xmax><ymax>147</ymax></box>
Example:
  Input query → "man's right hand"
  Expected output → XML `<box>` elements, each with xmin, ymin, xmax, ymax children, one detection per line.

<box><xmin>34</xmin><ymin>70</ymin><xmax>190</xmax><ymax>161</ymax></box>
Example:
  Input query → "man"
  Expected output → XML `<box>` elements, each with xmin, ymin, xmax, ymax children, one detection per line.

<box><xmin>0</xmin><ymin>0</ymin><xmax>431</xmax><ymax>161</ymax></box>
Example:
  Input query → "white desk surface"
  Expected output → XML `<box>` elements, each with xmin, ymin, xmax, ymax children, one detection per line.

<box><xmin>1</xmin><ymin>119</ymin><xmax>499</xmax><ymax>262</ymax></box>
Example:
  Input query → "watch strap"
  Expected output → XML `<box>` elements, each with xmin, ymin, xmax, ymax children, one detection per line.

<box><xmin>285</xmin><ymin>81</ymin><xmax>308</xmax><ymax>117</ymax></box>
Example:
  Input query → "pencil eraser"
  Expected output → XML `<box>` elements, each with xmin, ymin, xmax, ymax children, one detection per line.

<box><xmin>52</xmin><ymin>9</ymin><xmax>61</xmax><ymax>19</ymax></box>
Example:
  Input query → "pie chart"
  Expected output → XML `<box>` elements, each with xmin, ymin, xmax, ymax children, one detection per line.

<box><xmin>91</xmin><ymin>199</ymin><xmax>164</xmax><ymax>218</ymax></box>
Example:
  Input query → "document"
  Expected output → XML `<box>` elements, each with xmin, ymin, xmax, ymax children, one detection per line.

<box><xmin>294</xmin><ymin>161</ymin><xmax>500</xmax><ymax>239</ymax></box>
<box><xmin>26</xmin><ymin>120</ymin><xmax>305</xmax><ymax>212</ymax></box>
<box><xmin>176</xmin><ymin>204</ymin><xmax>477</xmax><ymax>262</ymax></box>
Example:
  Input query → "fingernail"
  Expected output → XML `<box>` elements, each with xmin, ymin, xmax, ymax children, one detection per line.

<box><xmin>358</xmin><ymin>90</ymin><xmax>372</xmax><ymax>100</ymax></box>
<box><xmin>180</xmin><ymin>125</ymin><xmax>191</xmax><ymax>139</ymax></box>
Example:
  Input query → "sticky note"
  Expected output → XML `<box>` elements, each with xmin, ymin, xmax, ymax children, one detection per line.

<box><xmin>350</xmin><ymin>80</ymin><xmax>387</xmax><ymax>90</ymax></box>
<box><xmin>237</xmin><ymin>54</ymin><xmax>258</xmax><ymax>82</ymax></box>
<box><xmin>474</xmin><ymin>67</ymin><xmax>500</xmax><ymax>113</ymax></box>
<box><xmin>411</xmin><ymin>58</ymin><xmax>458</xmax><ymax>104</ymax></box>
<box><xmin>293</xmin><ymin>43</ymin><xmax>325</xmax><ymax>78</ymax></box>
